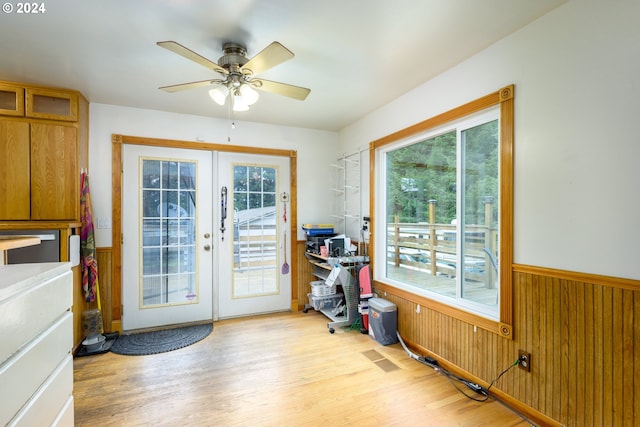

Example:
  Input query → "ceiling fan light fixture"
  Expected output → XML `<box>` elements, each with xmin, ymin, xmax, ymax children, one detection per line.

<box><xmin>209</xmin><ymin>85</ymin><xmax>229</xmax><ymax>105</ymax></box>
<box><xmin>232</xmin><ymin>95</ymin><xmax>250</xmax><ymax>112</ymax></box>
<box><xmin>238</xmin><ymin>84</ymin><xmax>259</xmax><ymax>106</ymax></box>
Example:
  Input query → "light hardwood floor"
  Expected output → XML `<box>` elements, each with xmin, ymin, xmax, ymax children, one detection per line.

<box><xmin>73</xmin><ymin>311</ymin><xmax>533</xmax><ymax>426</ymax></box>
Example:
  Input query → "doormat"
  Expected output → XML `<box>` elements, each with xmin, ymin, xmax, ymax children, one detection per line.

<box><xmin>110</xmin><ymin>323</ymin><xmax>213</xmax><ymax>356</ymax></box>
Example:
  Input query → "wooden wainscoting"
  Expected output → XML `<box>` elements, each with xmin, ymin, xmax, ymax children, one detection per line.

<box><xmin>297</xmin><ymin>240</ymin><xmax>315</xmax><ymax>309</ymax></box>
<box><xmin>71</xmin><ymin>264</ymin><xmax>87</xmax><ymax>346</ymax></box>
<box><xmin>96</xmin><ymin>247</ymin><xmax>113</xmax><ymax>332</ymax></box>
<box><xmin>374</xmin><ymin>266</ymin><xmax>640</xmax><ymax>427</ymax></box>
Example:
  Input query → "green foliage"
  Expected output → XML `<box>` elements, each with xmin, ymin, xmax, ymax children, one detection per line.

<box><xmin>386</xmin><ymin>119</ymin><xmax>498</xmax><ymax>225</ymax></box>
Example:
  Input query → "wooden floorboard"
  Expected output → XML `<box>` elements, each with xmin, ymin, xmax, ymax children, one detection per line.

<box><xmin>73</xmin><ymin>311</ymin><xmax>533</xmax><ymax>426</ymax></box>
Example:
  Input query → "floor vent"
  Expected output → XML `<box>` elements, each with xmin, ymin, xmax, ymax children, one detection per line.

<box><xmin>362</xmin><ymin>349</ymin><xmax>400</xmax><ymax>372</ymax></box>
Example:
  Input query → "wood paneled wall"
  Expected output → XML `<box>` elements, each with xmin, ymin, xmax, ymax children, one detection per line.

<box><xmin>373</xmin><ymin>266</ymin><xmax>640</xmax><ymax>427</ymax></box>
<box><xmin>71</xmin><ymin>264</ymin><xmax>87</xmax><ymax>345</ymax></box>
<box><xmin>96</xmin><ymin>247</ymin><xmax>113</xmax><ymax>333</ymax></box>
<box><xmin>71</xmin><ymin>248</ymin><xmax>113</xmax><ymax>347</ymax></box>
<box><xmin>296</xmin><ymin>240</ymin><xmax>315</xmax><ymax>309</ymax></box>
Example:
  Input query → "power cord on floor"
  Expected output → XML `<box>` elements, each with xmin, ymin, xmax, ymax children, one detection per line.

<box><xmin>396</xmin><ymin>331</ymin><xmax>489</xmax><ymax>402</ymax></box>
<box><xmin>396</xmin><ymin>331</ymin><xmax>533</xmax><ymax>411</ymax></box>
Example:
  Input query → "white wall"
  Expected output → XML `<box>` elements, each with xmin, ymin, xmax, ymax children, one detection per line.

<box><xmin>89</xmin><ymin>103</ymin><xmax>337</xmax><ymax>246</ymax></box>
<box><xmin>339</xmin><ymin>0</ymin><xmax>640</xmax><ymax>280</ymax></box>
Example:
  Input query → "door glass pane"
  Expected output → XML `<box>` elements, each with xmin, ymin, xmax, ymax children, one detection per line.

<box><xmin>140</xmin><ymin>159</ymin><xmax>198</xmax><ymax>307</ymax></box>
<box><xmin>232</xmin><ymin>164</ymin><xmax>278</xmax><ymax>298</ymax></box>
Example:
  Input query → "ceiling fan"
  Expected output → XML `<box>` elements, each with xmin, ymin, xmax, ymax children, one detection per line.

<box><xmin>157</xmin><ymin>40</ymin><xmax>311</xmax><ymax>111</ymax></box>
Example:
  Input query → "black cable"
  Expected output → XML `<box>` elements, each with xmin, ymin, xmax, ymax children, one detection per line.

<box><xmin>438</xmin><ymin>368</ymin><xmax>489</xmax><ymax>402</ymax></box>
<box><xmin>486</xmin><ymin>357</ymin><xmax>521</xmax><ymax>392</ymax></box>
<box><xmin>397</xmin><ymin>332</ymin><xmax>527</xmax><ymax>407</ymax></box>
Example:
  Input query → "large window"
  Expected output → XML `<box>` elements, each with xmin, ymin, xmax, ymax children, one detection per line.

<box><xmin>372</xmin><ymin>86</ymin><xmax>514</xmax><ymax>336</ymax></box>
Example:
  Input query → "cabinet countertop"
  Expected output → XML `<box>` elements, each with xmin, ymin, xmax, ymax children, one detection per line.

<box><xmin>0</xmin><ymin>236</ymin><xmax>40</xmax><ymax>251</ymax></box>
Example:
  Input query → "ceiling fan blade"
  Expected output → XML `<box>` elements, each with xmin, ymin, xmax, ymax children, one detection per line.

<box><xmin>159</xmin><ymin>79</ymin><xmax>224</xmax><ymax>93</ymax></box>
<box><xmin>157</xmin><ymin>41</ymin><xmax>229</xmax><ymax>75</ymax></box>
<box><xmin>253</xmin><ymin>79</ymin><xmax>310</xmax><ymax>101</ymax></box>
<box><xmin>241</xmin><ymin>42</ymin><xmax>294</xmax><ymax>76</ymax></box>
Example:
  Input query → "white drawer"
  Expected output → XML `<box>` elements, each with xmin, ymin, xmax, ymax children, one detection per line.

<box><xmin>8</xmin><ymin>354</ymin><xmax>74</xmax><ymax>427</ymax></box>
<box><xmin>0</xmin><ymin>267</ymin><xmax>72</xmax><ymax>364</ymax></box>
<box><xmin>0</xmin><ymin>312</ymin><xmax>72</xmax><ymax>426</ymax></box>
<box><xmin>51</xmin><ymin>395</ymin><xmax>74</xmax><ymax>427</ymax></box>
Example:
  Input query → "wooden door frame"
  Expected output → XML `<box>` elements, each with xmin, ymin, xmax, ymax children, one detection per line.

<box><xmin>111</xmin><ymin>134</ymin><xmax>298</xmax><ymax>332</ymax></box>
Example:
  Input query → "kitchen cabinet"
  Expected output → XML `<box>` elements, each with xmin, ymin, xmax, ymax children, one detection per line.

<box><xmin>0</xmin><ymin>81</ymin><xmax>88</xmax><ymax>221</ymax></box>
<box><xmin>30</xmin><ymin>123</ymin><xmax>79</xmax><ymax>220</ymax></box>
<box><xmin>0</xmin><ymin>83</ymin><xmax>24</xmax><ymax>116</ymax></box>
<box><xmin>26</xmin><ymin>87</ymin><xmax>78</xmax><ymax>122</ymax></box>
<box><xmin>0</xmin><ymin>119</ymin><xmax>30</xmax><ymax>219</ymax></box>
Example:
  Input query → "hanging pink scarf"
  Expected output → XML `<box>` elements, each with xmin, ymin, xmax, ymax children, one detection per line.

<box><xmin>80</xmin><ymin>171</ymin><xmax>99</xmax><ymax>302</ymax></box>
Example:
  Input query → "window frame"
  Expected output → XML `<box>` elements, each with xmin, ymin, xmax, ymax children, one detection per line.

<box><xmin>369</xmin><ymin>85</ymin><xmax>514</xmax><ymax>338</ymax></box>
<box><xmin>377</xmin><ymin>107</ymin><xmax>500</xmax><ymax>318</ymax></box>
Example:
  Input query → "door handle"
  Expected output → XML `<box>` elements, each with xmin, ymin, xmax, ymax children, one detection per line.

<box><xmin>204</xmin><ymin>244</ymin><xmax>211</xmax><ymax>251</ymax></box>
<box><xmin>204</xmin><ymin>233</ymin><xmax>211</xmax><ymax>239</ymax></box>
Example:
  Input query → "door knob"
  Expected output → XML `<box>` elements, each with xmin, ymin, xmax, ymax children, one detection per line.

<box><xmin>204</xmin><ymin>244</ymin><xmax>211</xmax><ymax>251</ymax></box>
<box><xmin>204</xmin><ymin>233</ymin><xmax>211</xmax><ymax>239</ymax></box>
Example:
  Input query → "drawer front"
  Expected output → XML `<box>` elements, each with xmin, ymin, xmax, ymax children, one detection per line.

<box><xmin>0</xmin><ymin>312</ymin><xmax>72</xmax><ymax>426</ymax></box>
<box><xmin>51</xmin><ymin>395</ymin><xmax>74</xmax><ymax>427</ymax></box>
<box><xmin>8</xmin><ymin>354</ymin><xmax>73</xmax><ymax>427</ymax></box>
<box><xmin>0</xmin><ymin>269</ymin><xmax>72</xmax><ymax>364</ymax></box>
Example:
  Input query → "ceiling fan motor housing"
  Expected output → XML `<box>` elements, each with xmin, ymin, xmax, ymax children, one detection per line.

<box><xmin>218</xmin><ymin>43</ymin><xmax>249</xmax><ymax>74</ymax></box>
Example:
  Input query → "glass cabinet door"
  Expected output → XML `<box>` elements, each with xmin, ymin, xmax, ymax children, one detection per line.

<box><xmin>26</xmin><ymin>88</ymin><xmax>78</xmax><ymax>121</ymax></box>
<box><xmin>0</xmin><ymin>84</ymin><xmax>24</xmax><ymax>116</ymax></box>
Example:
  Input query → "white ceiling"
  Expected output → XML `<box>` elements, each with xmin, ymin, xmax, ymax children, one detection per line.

<box><xmin>0</xmin><ymin>0</ymin><xmax>566</xmax><ymax>132</ymax></box>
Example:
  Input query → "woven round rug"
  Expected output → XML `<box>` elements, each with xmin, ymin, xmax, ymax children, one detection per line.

<box><xmin>110</xmin><ymin>323</ymin><xmax>213</xmax><ymax>356</ymax></box>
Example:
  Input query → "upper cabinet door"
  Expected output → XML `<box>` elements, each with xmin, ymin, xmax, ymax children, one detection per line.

<box><xmin>0</xmin><ymin>119</ymin><xmax>30</xmax><ymax>220</ymax></box>
<box><xmin>30</xmin><ymin>123</ymin><xmax>79</xmax><ymax>220</ymax></box>
<box><xmin>0</xmin><ymin>84</ymin><xmax>25</xmax><ymax>117</ymax></box>
<box><xmin>26</xmin><ymin>88</ymin><xmax>78</xmax><ymax>122</ymax></box>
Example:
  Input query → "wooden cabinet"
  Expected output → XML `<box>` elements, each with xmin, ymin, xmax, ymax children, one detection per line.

<box><xmin>0</xmin><ymin>83</ymin><xmax>24</xmax><ymax>116</ymax></box>
<box><xmin>30</xmin><ymin>123</ymin><xmax>79</xmax><ymax>220</ymax></box>
<box><xmin>0</xmin><ymin>81</ymin><xmax>88</xmax><ymax>221</ymax></box>
<box><xmin>0</xmin><ymin>120</ymin><xmax>30</xmax><ymax>219</ymax></box>
<box><xmin>26</xmin><ymin>87</ymin><xmax>78</xmax><ymax>122</ymax></box>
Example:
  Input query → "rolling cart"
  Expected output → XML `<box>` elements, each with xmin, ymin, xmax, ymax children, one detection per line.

<box><xmin>303</xmin><ymin>253</ymin><xmax>369</xmax><ymax>333</ymax></box>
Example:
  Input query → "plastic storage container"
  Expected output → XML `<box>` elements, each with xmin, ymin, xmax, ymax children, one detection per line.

<box><xmin>368</xmin><ymin>298</ymin><xmax>398</xmax><ymax>345</ymax></box>
<box><xmin>310</xmin><ymin>280</ymin><xmax>336</xmax><ymax>296</ymax></box>
<box><xmin>307</xmin><ymin>293</ymin><xmax>344</xmax><ymax>311</ymax></box>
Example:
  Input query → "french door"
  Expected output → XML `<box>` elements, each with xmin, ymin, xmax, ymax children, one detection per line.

<box><xmin>121</xmin><ymin>145</ymin><xmax>292</xmax><ymax>329</ymax></box>
<box><xmin>122</xmin><ymin>145</ymin><xmax>213</xmax><ymax>330</ymax></box>
<box><xmin>216</xmin><ymin>152</ymin><xmax>291</xmax><ymax>318</ymax></box>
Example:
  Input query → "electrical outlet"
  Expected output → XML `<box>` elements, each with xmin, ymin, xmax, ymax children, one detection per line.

<box><xmin>518</xmin><ymin>350</ymin><xmax>531</xmax><ymax>372</ymax></box>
